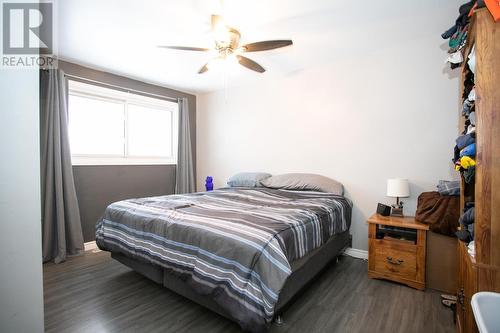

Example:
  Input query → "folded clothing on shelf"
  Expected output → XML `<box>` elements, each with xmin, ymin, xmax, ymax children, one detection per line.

<box><xmin>441</xmin><ymin>0</ymin><xmax>478</xmax><ymax>40</ymax></box>
<box><xmin>446</xmin><ymin>51</ymin><xmax>464</xmax><ymax>67</ymax></box>
<box><xmin>456</xmin><ymin>228</ymin><xmax>473</xmax><ymax>243</ymax></box>
<box><xmin>469</xmin><ymin>112</ymin><xmax>476</xmax><ymax>125</ymax></box>
<box><xmin>456</xmin><ymin>203</ymin><xmax>475</xmax><ymax>243</ymax></box>
<box><xmin>464</xmin><ymin>166</ymin><xmax>475</xmax><ymax>184</ymax></box>
<box><xmin>456</xmin><ymin>133</ymin><xmax>475</xmax><ymax>150</ymax></box>
<box><xmin>459</xmin><ymin>205</ymin><xmax>475</xmax><ymax>225</ymax></box>
<box><xmin>460</xmin><ymin>143</ymin><xmax>476</xmax><ymax>157</ymax></box>
<box><xmin>437</xmin><ymin>180</ymin><xmax>461</xmax><ymax>196</ymax></box>
<box><xmin>462</xmin><ymin>98</ymin><xmax>474</xmax><ymax>117</ymax></box>
<box><xmin>455</xmin><ymin>156</ymin><xmax>476</xmax><ymax>171</ymax></box>
<box><xmin>453</xmin><ymin>127</ymin><xmax>476</xmax><ymax>169</ymax></box>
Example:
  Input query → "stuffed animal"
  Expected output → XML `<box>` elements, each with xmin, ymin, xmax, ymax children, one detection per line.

<box><xmin>205</xmin><ymin>176</ymin><xmax>213</xmax><ymax>191</ymax></box>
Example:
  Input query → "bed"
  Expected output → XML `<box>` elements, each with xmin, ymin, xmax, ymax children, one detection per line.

<box><xmin>96</xmin><ymin>187</ymin><xmax>352</xmax><ymax>332</ymax></box>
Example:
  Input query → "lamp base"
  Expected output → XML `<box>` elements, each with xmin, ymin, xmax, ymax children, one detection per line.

<box><xmin>391</xmin><ymin>207</ymin><xmax>404</xmax><ymax>217</ymax></box>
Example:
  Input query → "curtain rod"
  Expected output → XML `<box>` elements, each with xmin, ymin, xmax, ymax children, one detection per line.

<box><xmin>63</xmin><ymin>73</ymin><xmax>179</xmax><ymax>103</ymax></box>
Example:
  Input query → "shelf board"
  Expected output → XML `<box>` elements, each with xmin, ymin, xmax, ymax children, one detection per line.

<box><xmin>367</xmin><ymin>214</ymin><xmax>429</xmax><ymax>231</ymax></box>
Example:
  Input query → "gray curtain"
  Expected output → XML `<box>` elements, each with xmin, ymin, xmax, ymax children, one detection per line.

<box><xmin>175</xmin><ymin>98</ymin><xmax>195</xmax><ymax>194</ymax></box>
<box><xmin>40</xmin><ymin>69</ymin><xmax>84</xmax><ymax>263</ymax></box>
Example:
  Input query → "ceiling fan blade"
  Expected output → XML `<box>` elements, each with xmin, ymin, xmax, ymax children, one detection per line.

<box><xmin>241</xmin><ymin>40</ymin><xmax>293</xmax><ymax>52</ymax></box>
<box><xmin>158</xmin><ymin>46</ymin><xmax>209</xmax><ymax>52</ymax></box>
<box><xmin>237</xmin><ymin>55</ymin><xmax>265</xmax><ymax>73</ymax></box>
<box><xmin>198</xmin><ymin>63</ymin><xmax>209</xmax><ymax>74</ymax></box>
<box><xmin>211</xmin><ymin>14</ymin><xmax>223</xmax><ymax>31</ymax></box>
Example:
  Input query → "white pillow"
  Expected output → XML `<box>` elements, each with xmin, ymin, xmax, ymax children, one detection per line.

<box><xmin>260</xmin><ymin>173</ymin><xmax>343</xmax><ymax>195</ymax></box>
<box><xmin>227</xmin><ymin>172</ymin><xmax>272</xmax><ymax>188</ymax></box>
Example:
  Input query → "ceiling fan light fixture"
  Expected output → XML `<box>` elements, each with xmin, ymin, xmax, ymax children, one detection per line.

<box><xmin>160</xmin><ymin>14</ymin><xmax>292</xmax><ymax>74</ymax></box>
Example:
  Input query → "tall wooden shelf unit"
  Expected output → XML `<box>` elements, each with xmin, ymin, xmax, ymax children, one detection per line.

<box><xmin>455</xmin><ymin>9</ymin><xmax>500</xmax><ymax>333</ymax></box>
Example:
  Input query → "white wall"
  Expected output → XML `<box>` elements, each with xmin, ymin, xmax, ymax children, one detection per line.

<box><xmin>0</xmin><ymin>70</ymin><xmax>44</xmax><ymax>332</ymax></box>
<box><xmin>197</xmin><ymin>1</ymin><xmax>461</xmax><ymax>251</ymax></box>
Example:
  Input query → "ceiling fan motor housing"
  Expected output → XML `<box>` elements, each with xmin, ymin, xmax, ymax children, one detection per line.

<box><xmin>215</xmin><ymin>27</ymin><xmax>241</xmax><ymax>52</ymax></box>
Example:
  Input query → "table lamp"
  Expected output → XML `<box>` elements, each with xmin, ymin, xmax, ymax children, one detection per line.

<box><xmin>387</xmin><ymin>178</ymin><xmax>410</xmax><ymax>217</ymax></box>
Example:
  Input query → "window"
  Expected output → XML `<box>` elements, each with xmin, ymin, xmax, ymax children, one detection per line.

<box><xmin>68</xmin><ymin>80</ymin><xmax>178</xmax><ymax>165</ymax></box>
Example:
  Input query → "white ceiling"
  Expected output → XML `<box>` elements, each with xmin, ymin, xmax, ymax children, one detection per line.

<box><xmin>57</xmin><ymin>0</ymin><xmax>458</xmax><ymax>94</ymax></box>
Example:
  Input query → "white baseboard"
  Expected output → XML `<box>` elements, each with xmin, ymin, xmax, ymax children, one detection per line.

<box><xmin>84</xmin><ymin>241</ymin><xmax>99</xmax><ymax>252</ymax></box>
<box><xmin>343</xmin><ymin>247</ymin><xmax>368</xmax><ymax>260</ymax></box>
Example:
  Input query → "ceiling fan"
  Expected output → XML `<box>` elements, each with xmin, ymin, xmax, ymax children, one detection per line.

<box><xmin>158</xmin><ymin>15</ymin><xmax>293</xmax><ymax>74</ymax></box>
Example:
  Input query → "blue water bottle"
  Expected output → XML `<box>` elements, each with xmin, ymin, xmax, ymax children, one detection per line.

<box><xmin>205</xmin><ymin>176</ymin><xmax>213</xmax><ymax>191</ymax></box>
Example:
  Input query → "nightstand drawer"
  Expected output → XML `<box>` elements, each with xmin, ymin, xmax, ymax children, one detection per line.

<box><xmin>373</xmin><ymin>240</ymin><xmax>417</xmax><ymax>279</ymax></box>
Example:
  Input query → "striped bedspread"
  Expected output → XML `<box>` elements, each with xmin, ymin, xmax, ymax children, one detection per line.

<box><xmin>96</xmin><ymin>188</ymin><xmax>352</xmax><ymax>332</ymax></box>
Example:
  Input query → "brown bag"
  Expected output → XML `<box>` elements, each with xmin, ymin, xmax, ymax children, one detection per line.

<box><xmin>415</xmin><ymin>191</ymin><xmax>459</xmax><ymax>237</ymax></box>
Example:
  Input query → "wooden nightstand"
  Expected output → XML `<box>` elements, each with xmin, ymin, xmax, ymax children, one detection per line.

<box><xmin>367</xmin><ymin>213</ymin><xmax>429</xmax><ymax>290</ymax></box>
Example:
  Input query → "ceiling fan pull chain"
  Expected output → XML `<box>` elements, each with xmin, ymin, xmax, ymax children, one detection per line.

<box><xmin>224</xmin><ymin>70</ymin><xmax>228</xmax><ymax>103</ymax></box>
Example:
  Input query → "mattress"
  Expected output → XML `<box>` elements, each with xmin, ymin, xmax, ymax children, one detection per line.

<box><xmin>97</xmin><ymin>187</ymin><xmax>352</xmax><ymax>332</ymax></box>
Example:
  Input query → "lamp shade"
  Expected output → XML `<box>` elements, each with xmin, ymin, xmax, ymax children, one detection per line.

<box><xmin>386</xmin><ymin>178</ymin><xmax>410</xmax><ymax>198</ymax></box>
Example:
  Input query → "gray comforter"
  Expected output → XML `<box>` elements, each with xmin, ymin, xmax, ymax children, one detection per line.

<box><xmin>96</xmin><ymin>188</ymin><xmax>352</xmax><ymax>332</ymax></box>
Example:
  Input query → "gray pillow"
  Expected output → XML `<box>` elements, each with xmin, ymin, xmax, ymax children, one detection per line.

<box><xmin>227</xmin><ymin>172</ymin><xmax>272</xmax><ymax>188</ymax></box>
<box><xmin>260</xmin><ymin>173</ymin><xmax>343</xmax><ymax>195</ymax></box>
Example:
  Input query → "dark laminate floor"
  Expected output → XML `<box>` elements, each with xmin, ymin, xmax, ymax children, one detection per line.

<box><xmin>44</xmin><ymin>251</ymin><xmax>455</xmax><ymax>333</ymax></box>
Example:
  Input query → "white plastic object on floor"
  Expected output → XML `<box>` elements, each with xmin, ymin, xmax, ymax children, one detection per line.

<box><xmin>471</xmin><ymin>292</ymin><xmax>500</xmax><ymax>333</ymax></box>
